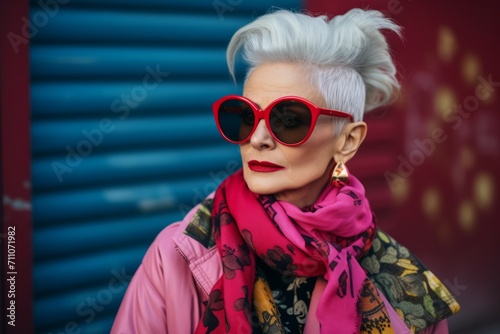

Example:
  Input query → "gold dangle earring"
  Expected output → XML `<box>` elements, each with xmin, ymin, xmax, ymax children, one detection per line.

<box><xmin>330</xmin><ymin>160</ymin><xmax>349</xmax><ymax>188</ymax></box>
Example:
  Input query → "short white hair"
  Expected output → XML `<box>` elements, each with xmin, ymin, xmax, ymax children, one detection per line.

<box><xmin>226</xmin><ymin>8</ymin><xmax>402</xmax><ymax>126</ymax></box>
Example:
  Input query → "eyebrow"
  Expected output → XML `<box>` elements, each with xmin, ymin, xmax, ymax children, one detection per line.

<box><xmin>246</xmin><ymin>97</ymin><xmax>262</xmax><ymax>109</ymax></box>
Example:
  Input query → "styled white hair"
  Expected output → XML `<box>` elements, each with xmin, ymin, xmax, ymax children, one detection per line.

<box><xmin>226</xmin><ymin>8</ymin><xmax>402</xmax><ymax>127</ymax></box>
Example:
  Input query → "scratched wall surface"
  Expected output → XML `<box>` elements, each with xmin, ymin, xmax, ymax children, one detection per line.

<box><xmin>306</xmin><ymin>1</ymin><xmax>500</xmax><ymax>333</ymax></box>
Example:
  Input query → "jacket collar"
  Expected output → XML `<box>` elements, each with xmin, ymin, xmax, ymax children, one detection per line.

<box><xmin>172</xmin><ymin>198</ymin><xmax>221</xmax><ymax>298</ymax></box>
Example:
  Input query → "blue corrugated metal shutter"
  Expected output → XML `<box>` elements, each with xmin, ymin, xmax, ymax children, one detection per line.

<box><xmin>30</xmin><ymin>0</ymin><xmax>302</xmax><ymax>333</ymax></box>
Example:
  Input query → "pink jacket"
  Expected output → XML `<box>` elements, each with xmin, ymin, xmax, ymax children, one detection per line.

<box><xmin>111</xmin><ymin>204</ymin><xmax>449</xmax><ymax>334</ymax></box>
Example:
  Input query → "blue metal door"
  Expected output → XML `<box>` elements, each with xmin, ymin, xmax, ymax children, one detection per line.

<box><xmin>30</xmin><ymin>0</ymin><xmax>301</xmax><ymax>333</ymax></box>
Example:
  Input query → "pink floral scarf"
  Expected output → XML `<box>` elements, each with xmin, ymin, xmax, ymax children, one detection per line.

<box><xmin>195</xmin><ymin>169</ymin><xmax>394</xmax><ymax>334</ymax></box>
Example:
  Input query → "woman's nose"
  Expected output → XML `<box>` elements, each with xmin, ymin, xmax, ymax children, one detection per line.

<box><xmin>249</xmin><ymin>119</ymin><xmax>276</xmax><ymax>150</ymax></box>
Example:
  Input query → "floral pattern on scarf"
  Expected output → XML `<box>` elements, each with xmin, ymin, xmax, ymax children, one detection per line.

<box><xmin>191</xmin><ymin>170</ymin><xmax>396</xmax><ymax>334</ymax></box>
<box><xmin>184</xmin><ymin>198</ymin><xmax>459</xmax><ymax>333</ymax></box>
<box><xmin>361</xmin><ymin>230</ymin><xmax>460</xmax><ymax>333</ymax></box>
<box><xmin>254</xmin><ymin>259</ymin><xmax>317</xmax><ymax>334</ymax></box>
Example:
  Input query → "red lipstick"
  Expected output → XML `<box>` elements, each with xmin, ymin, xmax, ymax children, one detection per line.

<box><xmin>248</xmin><ymin>160</ymin><xmax>284</xmax><ymax>173</ymax></box>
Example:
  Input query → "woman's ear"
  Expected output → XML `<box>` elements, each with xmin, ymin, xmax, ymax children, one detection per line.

<box><xmin>333</xmin><ymin>121</ymin><xmax>367</xmax><ymax>164</ymax></box>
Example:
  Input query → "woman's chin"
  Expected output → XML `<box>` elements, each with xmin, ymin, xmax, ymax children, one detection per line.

<box><xmin>245</xmin><ymin>181</ymin><xmax>281</xmax><ymax>196</ymax></box>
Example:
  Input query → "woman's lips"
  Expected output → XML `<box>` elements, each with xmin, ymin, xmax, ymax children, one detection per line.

<box><xmin>248</xmin><ymin>160</ymin><xmax>285</xmax><ymax>173</ymax></box>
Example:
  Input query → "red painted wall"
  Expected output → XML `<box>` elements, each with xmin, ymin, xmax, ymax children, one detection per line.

<box><xmin>1</xmin><ymin>1</ymin><xmax>33</xmax><ymax>333</ymax></box>
<box><xmin>305</xmin><ymin>0</ymin><xmax>500</xmax><ymax>332</ymax></box>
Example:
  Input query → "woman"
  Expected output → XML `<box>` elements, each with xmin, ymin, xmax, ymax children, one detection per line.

<box><xmin>111</xmin><ymin>8</ymin><xmax>459</xmax><ymax>334</ymax></box>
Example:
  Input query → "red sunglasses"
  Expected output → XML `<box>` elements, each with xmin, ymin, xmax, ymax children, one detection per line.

<box><xmin>212</xmin><ymin>95</ymin><xmax>354</xmax><ymax>146</ymax></box>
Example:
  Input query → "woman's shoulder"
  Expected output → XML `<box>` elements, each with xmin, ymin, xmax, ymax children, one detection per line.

<box><xmin>147</xmin><ymin>200</ymin><xmax>211</xmax><ymax>262</ymax></box>
<box><xmin>111</xmin><ymin>202</ymin><xmax>210</xmax><ymax>334</ymax></box>
<box><xmin>144</xmin><ymin>196</ymin><xmax>219</xmax><ymax>278</ymax></box>
<box><xmin>139</xmin><ymin>214</ymin><xmax>193</xmax><ymax>286</ymax></box>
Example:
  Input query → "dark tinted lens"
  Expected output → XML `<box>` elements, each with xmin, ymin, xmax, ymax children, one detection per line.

<box><xmin>218</xmin><ymin>99</ymin><xmax>254</xmax><ymax>142</ymax></box>
<box><xmin>269</xmin><ymin>101</ymin><xmax>312</xmax><ymax>144</ymax></box>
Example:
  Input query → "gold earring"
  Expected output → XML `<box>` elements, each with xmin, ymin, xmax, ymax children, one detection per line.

<box><xmin>330</xmin><ymin>160</ymin><xmax>349</xmax><ymax>188</ymax></box>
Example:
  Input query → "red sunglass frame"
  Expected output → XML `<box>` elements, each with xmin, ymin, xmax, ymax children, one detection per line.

<box><xmin>212</xmin><ymin>95</ymin><xmax>354</xmax><ymax>146</ymax></box>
